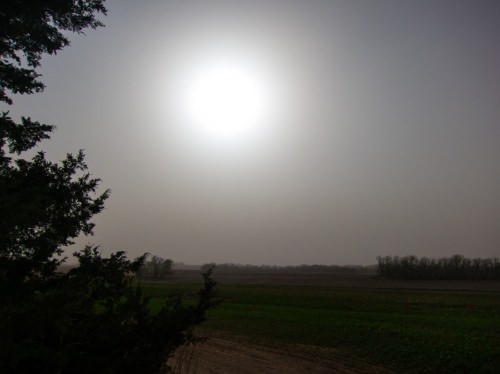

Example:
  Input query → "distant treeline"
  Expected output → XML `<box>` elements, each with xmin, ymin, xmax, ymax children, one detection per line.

<box><xmin>136</xmin><ymin>255</ymin><xmax>173</xmax><ymax>279</ymax></box>
<box><xmin>201</xmin><ymin>263</ymin><xmax>374</xmax><ymax>274</ymax></box>
<box><xmin>377</xmin><ymin>255</ymin><xmax>500</xmax><ymax>280</ymax></box>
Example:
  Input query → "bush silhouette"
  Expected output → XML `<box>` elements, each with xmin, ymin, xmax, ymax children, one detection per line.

<box><xmin>0</xmin><ymin>2</ymin><xmax>216</xmax><ymax>372</ymax></box>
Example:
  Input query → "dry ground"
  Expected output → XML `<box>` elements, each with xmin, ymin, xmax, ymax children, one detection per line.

<box><xmin>165</xmin><ymin>270</ymin><xmax>499</xmax><ymax>372</ymax></box>
<box><xmin>169</xmin><ymin>269</ymin><xmax>500</xmax><ymax>291</ymax></box>
<box><xmin>169</xmin><ymin>334</ymin><xmax>393</xmax><ymax>374</ymax></box>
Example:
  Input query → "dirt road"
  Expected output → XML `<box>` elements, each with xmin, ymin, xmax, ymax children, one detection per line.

<box><xmin>169</xmin><ymin>335</ymin><xmax>392</xmax><ymax>374</ymax></box>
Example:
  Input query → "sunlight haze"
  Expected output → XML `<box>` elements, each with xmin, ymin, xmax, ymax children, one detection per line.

<box><xmin>11</xmin><ymin>0</ymin><xmax>500</xmax><ymax>265</ymax></box>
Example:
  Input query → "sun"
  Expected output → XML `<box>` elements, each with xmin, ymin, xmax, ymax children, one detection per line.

<box><xmin>174</xmin><ymin>54</ymin><xmax>275</xmax><ymax>147</ymax></box>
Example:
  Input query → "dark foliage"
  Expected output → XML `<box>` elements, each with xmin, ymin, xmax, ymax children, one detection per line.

<box><xmin>0</xmin><ymin>142</ymin><xmax>109</xmax><ymax>295</ymax></box>
<box><xmin>377</xmin><ymin>254</ymin><xmax>500</xmax><ymax>280</ymax></box>
<box><xmin>0</xmin><ymin>0</ymin><xmax>107</xmax><ymax>104</ymax></box>
<box><xmin>0</xmin><ymin>0</ymin><xmax>110</xmax><ymax>309</ymax></box>
<box><xmin>201</xmin><ymin>262</ymin><xmax>372</xmax><ymax>275</ymax></box>
<box><xmin>1</xmin><ymin>0</ymin><xmax>110</xmax><ymax>308</ymax></box>
<box><xmin>0</xmin><ymin>246</ymin><xmax>217</xmax><ymax>373</ymax></box>
<box><xmin>137</xmin><ymin>255</ymin><xmax>174</xmax><ymax>279</ymax></box>
<box><xmin>1</xmin><ymin>1</ymin><xmax>217</xmax><ymax>373</ymax></box>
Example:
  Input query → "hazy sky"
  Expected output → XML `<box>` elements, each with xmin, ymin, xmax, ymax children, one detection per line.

<box><xmin>10</xmin><ymin>0</ymin><xmax>500</xmax><ymax>265</ymax></box>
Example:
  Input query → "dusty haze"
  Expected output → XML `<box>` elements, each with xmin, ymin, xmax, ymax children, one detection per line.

<box><xmin>11</xmin><ymin>0</ymin><xmax>500</xmax><ymax>265</ymax></box>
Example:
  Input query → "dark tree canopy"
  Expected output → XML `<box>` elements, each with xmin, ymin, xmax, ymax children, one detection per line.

<box><xmin>0</xmin><ymin>0</ymin><xmax>107</xmax><ymax>104</ymax></box>
<box><xmin>377</xmin><ymin>254</ymin><xmax>500</xmax><ymax>280</ymax></box>
<box><xmin>0</xmin><ymin>143</ymin><xmax>110</xmax><ymax>289</ymax></box>
<box><xmin>0</xmin><ymin>0</ymin><xmax>110</xmax><ymax>296</ymax></box>
<box><xmin>0</xmin><ymin>2</ymin><xmax>216</xmax><ymax>373</ymax></box>
<box><xmin>138</xmin><ymin>255</ymin><xmax>175</xmax><ymax>279</ymax></box>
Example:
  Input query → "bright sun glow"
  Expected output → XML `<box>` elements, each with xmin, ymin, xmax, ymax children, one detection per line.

<box><xmin>175</xmin><ymin>54</ymin><xmax>274</xmax><ymax>147</ymax></box>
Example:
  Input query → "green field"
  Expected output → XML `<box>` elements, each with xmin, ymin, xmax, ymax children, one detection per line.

<box><xmin>142</xmin><ymin>280</ymin><xmax>500</xmax><ymax>373</ymax></box>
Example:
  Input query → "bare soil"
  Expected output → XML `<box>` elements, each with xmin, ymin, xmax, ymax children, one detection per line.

<box><xmin>166</xmin><ymin>270</ymin><xmax>499</xmax><ymax>372</ymax></box>
<box><xmin>169</xmin><ymin>334</ymin><xmax>393</xmax><ymax>374</ymax></box>
<box><xmin>169</xmin><ymin>270</ymin><xmax>500</xmax><ymax>291</ymax></box>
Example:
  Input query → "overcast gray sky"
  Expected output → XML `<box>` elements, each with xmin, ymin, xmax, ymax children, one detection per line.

<box><xmin>11</xmin><ymin>0</ymin><xmax>500</xmax><ymax>265</ymax></box>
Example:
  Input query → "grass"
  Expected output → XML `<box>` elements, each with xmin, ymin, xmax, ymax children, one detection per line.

<box><xmin>141</xmin><ymin>282</ymin><xmax>500</xmax><ymax>373</ymax></box>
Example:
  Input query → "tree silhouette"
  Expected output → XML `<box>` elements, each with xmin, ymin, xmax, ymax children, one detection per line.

<box><xmin>138</xmin><ymin>255</ymin><xmax>175</xmax><ymax>279</ymax></box>
<box><xmin>0</xmin><ymin>0</ymin><xmax>109</xmax><ymax>308</ymax></box>
<box><xmin>0</xmin><ymin>2</ymin><xmax>216</xmax><ymax>372</ymax></box>
<box><xmin>377</xmin><ymin>254</ymin><xmax>500</xmax><ymax>280</ymax></box>
<box><xmin>0</xmin><ymin>0</ymin><xmax>107</xmax><ymax>104</ymax></box>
